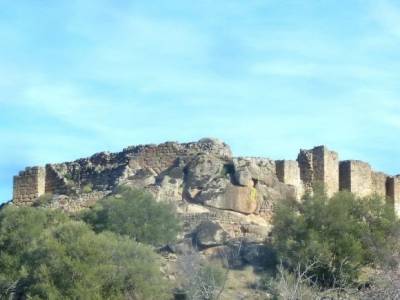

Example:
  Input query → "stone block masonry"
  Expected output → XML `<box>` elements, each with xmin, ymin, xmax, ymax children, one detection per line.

<box><xmin>10</xmin><ymin>139</ymin><xmax>400</xmax><ymax>217</ymax></box>
<box><xmin>371</xmin><ymin>172</ymin><xmax>388</xmax><ymax>197</ymax></box>
<box><xmin>297</xmin><ymin>146</ymin><xmax>339</xmax><ymax>197</ymax></box>
<box><xmin>275</xmin><ymin>160</ymin><xmax>303</xmax><ymax>199</ymax></box>
<box><xmin>13</xmin><ymin>167</ymin><xmax>46</xmax><ymax>204</ymax></box>
<box><xmin>339</xmin><ymin>161</ymin><xmax>373</xmax><ymax>198</ymax></box>
<box><xmin>387</xmin><ymin>176</ymin><xmax>400</xmax><ymax>215</ymax></box>
<box><xmin>340</xmin><ymin>160</ymin><xmax>391</xmax><ymax>199</ymax></box>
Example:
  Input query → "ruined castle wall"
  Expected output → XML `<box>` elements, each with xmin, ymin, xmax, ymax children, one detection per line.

<box><xmin>297</xmin><ymin>146</ymin><xmax>339</xmax><ymax>197</ymax></box>
<box><xmin>275</xmin><ymin>160</ymin><xmax>303</xmax><ymax>199</ymax></box>
<box><xmin>125</xmin><ymin>140</ymin><xmax>232</xmax><ymax>175</ymax></box>
<box><xmin>297</xmin><ymin>149</ymin><xmax>313</xmax><ymax>191</ymax></box>
<box><xmin>13</xmin><ymin>167</ymin><xmax>46</xmax><ymax>204</ymax></box>
<box><xmin>387</xmin><ymin>176</ymin><xmax>400</xmax><ymax>215</ymax></box>
<box><xmin>371</xmin><ymin>172</ymin><xmax>388</xmax><ymax>197</ymax></box>
<box><xmin>275</xmin><ymin>160</ymin><xmax>300</xmax><ymax>186</ymax></box>
<box><xmin>46</xmin><ymin>191</ymin><xmax>112</xmax><ymax>213</ymax></box>
<box><xmin>319</xmin><ymin>147</ymin><xmax>339</xmax><ymax>197</ymax></box>
<box><xmin>45</xmin><ymin>165</ymin><xmax>73</xmax><ymax>195</ymax></box>
<box><xmin>339</xmin><ymin>161</ymin><xmax>372</xmax><ymax>198</ymax></box>
<box><xmin>127</xmin><ymin>144</ymin><xmax>184</xmax><ymax>175</ymax></box>
<box><xmin>339</xmin><ymin>161</ymin><xmax>351</xmax><ymax>192</ymax></box>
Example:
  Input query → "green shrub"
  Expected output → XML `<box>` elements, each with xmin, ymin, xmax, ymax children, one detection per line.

<box><xmin>82</xmin><ymin>183</ymin><xmax>93</xmax><ymax>194</ymax></box>
<box><xmin>81</xmin><ymin>186</ymin><xmax>181</xmax><ymax>246</ymax></box>
<box><xmin>271</xmin><ymin>186</ymin><xmax>400</xmax><ymax>287</ymax></box>
<box><xmin>0</xmin><ymin>206</ymin><xmax>171</xmax><ymax>299</ymax></box>
<box><xmin>33</xmin><ymin>193</ymin><xmax>53</xmax><ymax>207</ymax></box>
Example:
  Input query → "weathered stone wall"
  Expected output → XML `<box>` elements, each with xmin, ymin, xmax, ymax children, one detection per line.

<box><xmin>320</xmin><ymin>147</ymin><xmax>340</xmax><ymax>197</ymax></box>
<box><xmin>339</xmin><ymin>161</ymin><xmax>372</xmax><ymax>197</ymax></box>
<box><xmin>123</xmin><ymin>138</ymin><xmax>232</xmax><ymax>175</ymax></box>
<box><xmin>297</xmin><ymin>146</ymin><xmax>339</xmax><ymax>197</ymax></box>
<box><xmin>11</xmin><ymin>139</ymin><xmax>399</xmax><ymax>218</ymax></box>
<box><xmin>13</xmin><ymin>167</ymin><xmax>46</xmax><ymax>204</ymax></box>
<box><xmin>275</xmin><ymin>160</ymin><xmax>303</xmax><ymax>199</ymax></box>
<box><xmin>45</xmin><ymin>164</ymin><xmax>75</xmax><ymax>195</ymax></box>
<box><xmin>340</xmin><ymin>161</ymin><xmax>390</xmax><ymax>199</ymax></box>
<box><xmin>12</xmin><ymin>139</ymin><xmax>233</xmax><ymax>209</ymax></box>
<box><xmin>371</xmin><ymin>172</ymin><xmax>388</xmax><ymax>197</ymax></box>
<box><xmin>46</xmin><ymin>191</ymin><xmax>112</xmax><ymax>213</ymax></box>
<box><xmin>297</xmin><ymin>149</ymin><xmax>313</xmax><ymax>191</ymax></box>
<box><xmin>387</xmin><ymin>176</ymin><xmax>400</xmax><ymax>215</ymax></box>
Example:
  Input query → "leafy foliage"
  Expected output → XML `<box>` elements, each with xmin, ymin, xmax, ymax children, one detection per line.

<box><xmin>81</xmin><ymin>186</ymin><xmax>181</xmax><ymax>246</ymax></box>
<box><xmin>32</xmin><ymin>193</ymin><xmax>54</xmax><ymax>207</ymax></box>
<box><xmin>82</xmin><ymin>183</ymin><xmax>93</xmax><ymax>194</ymax></box>
<box><xmin>0</xmin><ymin>205</ymin><xmax>172</xmax><ymax>299</ymax></box>
<box><xmin>271</xmin><ymin>186</ymin><xmax>400</xmax><ymax>287</ymax></box>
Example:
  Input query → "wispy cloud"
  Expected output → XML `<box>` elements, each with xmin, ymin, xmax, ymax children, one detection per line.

<box><xmin>370</xmin><ymin>0</ymin><xmax>400</xmax><ymax>38</ymax></box>
<box><xmin>1</xmin><ymin>0</ymin><xmax>400</xmax><ymax>201</ymax></box>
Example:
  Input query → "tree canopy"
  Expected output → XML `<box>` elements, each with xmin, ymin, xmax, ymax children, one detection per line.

<box><xmin>0</xmin><ymin>204</ymin><xmax>172</xmax><ymax>299</ymax></box>
<box><xmin>81</xmin><ymin>187</ymin><xmax>181</xmax><ymax>247</ymax></box>
<box><xmin>271</xmin><ymin>186</ymin><xmax>400</xmax><ymax>287</ymax></box>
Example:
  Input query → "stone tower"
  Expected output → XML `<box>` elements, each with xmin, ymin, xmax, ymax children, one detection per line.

<box><xmin>339</xmin><ymin>160</ymin><xmax>387</xmax><ymax>198</ymax></box>
<box><xmin>297</xmin><ymin>146</ymin><xmax>339</xmax><ymax>197</ymax></box>
<box><xmin>13</xmin><ymin>167</ymin><xmax>46</xmax><ymax>204</ymax></box>
<box><xmin>387</xmin><ymin>176</ymin><xmax>400</xmax><ymax>216</ymax></box>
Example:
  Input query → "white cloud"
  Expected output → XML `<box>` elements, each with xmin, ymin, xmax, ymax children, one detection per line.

<box><xmin>370</xmin><ymin>0</ymin><xmax>400</xmax><ymax>38</ymax></box>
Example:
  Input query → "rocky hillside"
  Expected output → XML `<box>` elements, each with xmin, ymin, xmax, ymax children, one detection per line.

<box><xmin>11</xmin><ymin>138</ymin><xmax>400</xmax><ymax>245</ymax></box>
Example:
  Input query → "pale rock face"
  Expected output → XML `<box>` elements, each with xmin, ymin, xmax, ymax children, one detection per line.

<box><xmin>194</xmin><ymin>221</ymin><xmax>229</xmax><ymax>248</ymax></box>
<box><xmin>177</xmin><ymin>203</ymin><xmax>210</xmax><ymax>214</ymax></box>
<box><xmin>128</xmin><ymin>168</ymin><xmax>157</xmax><ymax>187</ymax></box>
<box><xmin>185</xmin><ymin>154</ymin><xmax>227</xmax><ymax>189</ymax></box>
<box><xmin>197</xmin><ymin>138</ymin><xmax>233</xmax><ymax>158</ymax></box>
<box><xmin>233</xmin><ymin>157</ymin><xmax>276</xmax><ymax>187</ymax></box>
<box><xmin>154</xmin><ymin>176</ymin><xmax>184</xmax><ymax>203</ymax></box>
<box><xmin>203</xmin><ymin>185</ymin><xmax>258</xmax><ymax>214</ymax></box>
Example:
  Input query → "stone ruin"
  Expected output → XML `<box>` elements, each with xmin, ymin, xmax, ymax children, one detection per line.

<box><xmin>11</xmin><ymin>138</ymin><xmax>400</xmax><ymax>243</ymax></box>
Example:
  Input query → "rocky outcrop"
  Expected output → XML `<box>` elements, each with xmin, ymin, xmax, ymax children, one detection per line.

<box><xmin>11</xmin><ymin>138</ymin><xmax>400</xmax><ymax>243</ymax></box>
<box><xmin>194</xmin><ymin>221</ymin><xmax>229</xmax><ymax>248</ymax></box>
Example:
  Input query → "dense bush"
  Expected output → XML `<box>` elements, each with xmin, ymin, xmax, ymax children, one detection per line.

<box><xmin>81</xmin><ymin>186</ymin><xmax>181</xmax><ymax>246</ymax></box>
<box><xmin>271</xmin><ymin>186</ymin><xmax>400</xmax><ymax>287</ymax></box>
<box><xmin>0</xmin><ymin>206</ymin><xmax>171</xmax><ymax>299</ymax></box>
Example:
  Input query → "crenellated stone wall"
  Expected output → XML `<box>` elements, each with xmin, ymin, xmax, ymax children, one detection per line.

<box><xmin>275</xmin><ymin>160</ymin><xmax>303</xmax><ymax>199</ymax></box>
<box><xmin>11</xmin><ymin>139</ymin><xmax>399</xmax><ymax>217</ymax></box>
<box><xmin>387</xmin><ymin>176</ymin><xmax>400</xmax><ymax>215</ymax></box>
<box><xmin>13</xmin><ymin>167</ymin><xmax>46</xmax><ymax>204</ymax></box>
<box><xmin>372</xmin><ymin>172</ymin><xmax>388</xmax><ymax>198</ymax></box>
<box><xmin>339</xmin><ymin>160</ymin><xmax>373</xmax><ymax>197</ymax></box>
<box><xmin>339</xmin><ymin>161</ymin><xmax>390</xmax><ymax>198</ymax></box>
<box><xmin>297</xmin><ymin>146</ymin><xmax>339</xmax><ymax>197</ymax></box>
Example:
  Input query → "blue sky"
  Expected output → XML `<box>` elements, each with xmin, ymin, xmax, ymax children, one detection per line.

<box><xmin>1</xmin><ymin>0</ymin><xmax>400</xmax><ymax>202</ymax></box>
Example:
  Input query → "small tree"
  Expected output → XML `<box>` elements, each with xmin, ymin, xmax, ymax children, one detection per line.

<box><xmin>81</xmin><ymin>186</ymin><xmax>181</xmax><ymax>246</ymax></box>
<box><xmin>0</xmin><ymin>206</ymin><xmax>68</xmax><ymax>291</ymax></box>
<box><xmin>0</xmin><ymin>206</ymin><xmax>171</xmax><ymax>299</ymax></box>
<box><xmin>271</xmin><ymin>186</ymin><xmax>400</xmax><ymax>287</ymax></box>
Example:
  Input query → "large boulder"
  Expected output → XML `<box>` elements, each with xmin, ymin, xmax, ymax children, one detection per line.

<box><xmin>202</xmin><ymin>185</ymin><xmax>259</xmax><ymax>214</ymax></box>
<box><xmin>233</xmin><ymin>158</ymin><xmax>276</xmax><ymax>187</ymax></box>
<box><xmin>186</xmin><ymin>154</ymin><xmax>227</xmax><ymax>188</ymax></box>
<box><xmin>197</xmin><ymin>138</ymin><xmax>233</xmax><ymax>158</ymax></box>
<box><xmin>154</xmin><ymin>175</ymin><xmax>184</xmax><ymax>203</ymax></box>
<box><xmin>194</xmin><ymin>221</ymin><xmax>228</xmax><ymax>248</ymax></box>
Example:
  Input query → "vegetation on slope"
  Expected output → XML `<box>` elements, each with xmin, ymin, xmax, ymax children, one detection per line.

<box><xmin>0</xmin><ymin>188</ymin><xmax>180</xmax><ymax>300</ymax></box>
<box><xmin>1</xmin><ymin>184</ymin><xmax>400</xmax><ymax>299</ymax></box>
<box><xmin>80</xmin><ymin>186</ymin><xmax>181</xmax><ymax>247</ymax></box>
<box><xmin>269</xmin><ymin>184</ymin><xmax>400</xmax><ymax>296</ymax></box>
